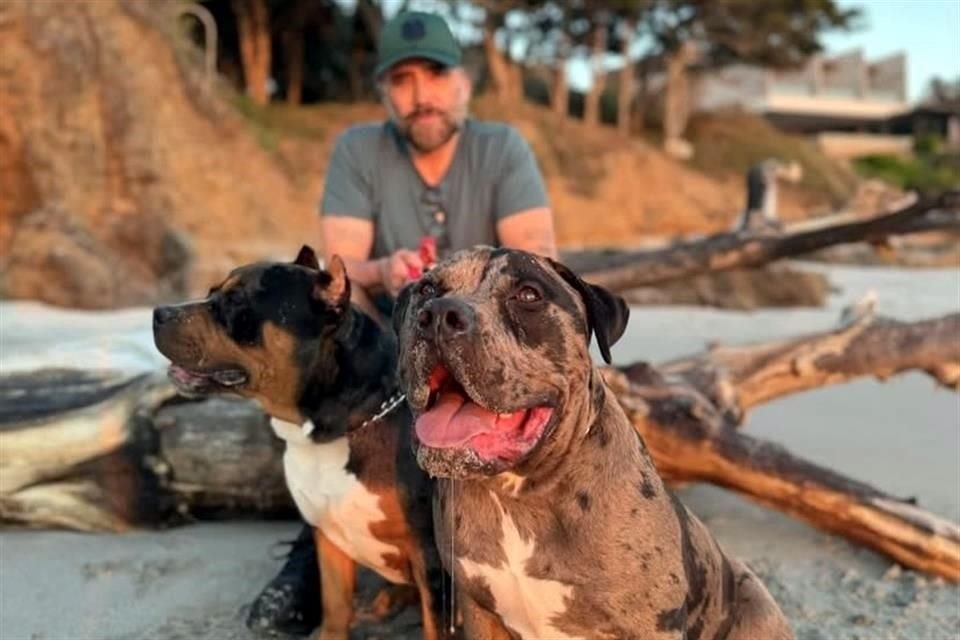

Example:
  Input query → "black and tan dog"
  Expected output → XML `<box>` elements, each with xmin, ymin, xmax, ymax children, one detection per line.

<box><xmin>152</xmin><ymin>246</ymin><xmax>447</xmax><ymax>640</ymax></box>
<box><xmin>393</xmin><ymin>246</ymin><xmax>794</xmax><ymax>640</ymax></box>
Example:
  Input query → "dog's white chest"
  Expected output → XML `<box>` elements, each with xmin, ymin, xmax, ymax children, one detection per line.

<box><xmin>270</xmin><ymin>418</ymin><xmax>408</xmax><ymax>584</ymax></box>
<box><xmin>457</xmin><ymin>494</ymin><xmax>582</xmax><ymax>640</ymax></box>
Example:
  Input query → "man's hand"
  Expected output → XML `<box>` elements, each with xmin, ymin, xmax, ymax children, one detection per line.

<box><xmin>378</xmin><ymin>249</ymin><xmax>425</xmax><ymax>297</ymax></box>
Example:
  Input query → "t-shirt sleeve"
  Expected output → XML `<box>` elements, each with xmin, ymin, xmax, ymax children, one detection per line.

<box><xmin>494</xmin><ymin>128</ymin><xmax>549</xmax><ymax>220</ymax></box>
<box><xmin>319</xmin><ymin>132</ymin><xmax>374</xmax><ymax>220</ymax></box>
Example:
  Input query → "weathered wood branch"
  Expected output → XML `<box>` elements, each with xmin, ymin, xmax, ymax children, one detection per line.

<box><xmin>1</xmin><ymin>310</ymin><xmax>957</xmax><ymax>579</ymax></box>
<box><xmin>563</xmin><ymin>189</ymin><xmax>960</xmax><ymax>291</ymax></box>
<box><xmin>657</xmin><ymin>307</ymin><xmax>960</xmax><ymax>425</ymax></box>
<box><xmin>603</xmin><ymin>366</ymin><xmax>960</xmax><ymax>581</ymax></box>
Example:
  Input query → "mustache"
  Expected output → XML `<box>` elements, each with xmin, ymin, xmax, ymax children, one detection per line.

<box><xmin>406</xmin><ymin>106</ymin><xmax>447</xmax><ymax>122</ymax></box>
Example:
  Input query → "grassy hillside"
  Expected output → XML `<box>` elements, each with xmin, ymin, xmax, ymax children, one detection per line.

<box><xmin>687</xmin><ymin>110</ymin><xmax>859</xmax><ymax>213</ymax></box>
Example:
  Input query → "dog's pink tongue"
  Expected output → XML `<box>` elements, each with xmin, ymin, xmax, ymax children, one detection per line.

<box><xmin>416</xmin><ymin>392</ymin><xmax>520</xmax><ymax>448</ymax></box>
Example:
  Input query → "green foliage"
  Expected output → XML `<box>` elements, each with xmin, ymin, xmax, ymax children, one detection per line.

<box><xmin>687</xmin><ymin>110</ymin><xmax>858</xmax><ymax>206</ymax></box>
<box><xmin>913</xmin><ymin>134</ymin><xmax>944</xmax><ymax>156</ymax></box>
<box><xmin>474</xmin><ymin>0</ymin><xmax>859</xmax><ymax>70</ymax></box>
<box><xmin>853</xmin><ymin>150</ymin><xmax>960</xmax><ymax>192</ymax></box>
<box><xmin>230</xmin><ymin>94</ymin><xmax>279</xmax><ymax>152</ymax></box>
<box><xmin>228</xmin><ymin>93</ymin><xmax>329</xmax><ymax>154</ymax></box>
<box><xmin>638</xmin><ymin>0</ymin><xmax>862</xmax><ymax>65</ymax></box>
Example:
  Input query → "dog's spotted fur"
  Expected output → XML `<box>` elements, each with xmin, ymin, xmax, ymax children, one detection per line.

<box><xmin>394</xmin><ymin>247</ymin><xmax>794</xmax><ymax>640</ymax></box>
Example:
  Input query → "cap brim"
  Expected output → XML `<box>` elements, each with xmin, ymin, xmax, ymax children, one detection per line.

<box><xmin>374</xmin><ymin>51</ymin><xmax>461</xmax><ymax>78</ymax></box>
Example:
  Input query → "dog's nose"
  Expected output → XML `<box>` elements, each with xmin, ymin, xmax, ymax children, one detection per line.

<box><xmin>153</xmin><ymin>306</ymin><xmax>179</xmax><ymax>328</ymax></box>
<box><xmin>418</xmin><ymin>298</ymin><xmax>475</xmax><ymax>340</ymax></box>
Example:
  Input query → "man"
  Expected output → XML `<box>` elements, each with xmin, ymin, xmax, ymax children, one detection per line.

<box><xmin>246</xmin><ymin>9</ymin><xmax>557</xmax><ymax>636</ymax></box>
<box><xmin>321</xmin><ymin>12</ymin><xmax>556</xmax><ymax>320</ymax></box>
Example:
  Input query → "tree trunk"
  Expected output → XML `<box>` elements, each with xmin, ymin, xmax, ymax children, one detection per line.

<box><xmin>282</xmin><ymin>29</ymin><xmax>304</xmax><ymax>106</ymax></box>
<box><xmin>506</xmin><ymin>35</ymin><xmax>525</xmax><ymax>100</ymax></box>
<box><xmin>662</xmin><ymin>42</ymin><xmax>697</xmax><ymax>156</ymax></box>
<box><xmin>481</xmin><ymin>12</ymin><xmax>522</xmax><ymax>104</ymax></box>
<box><xmin>233</xmin><ymin>0</ymin><xmax>272</xmax><ymax>105</ymax></box>
<box><xmin>617</xmin><ymin>22</ymin><xmax>635</xmax><ymax>135</ymax></box>
<box><xmin>278</xmin><ymin>0</ymin><xmax>311</xmax><ymax>106</ymax></box>
<box><xmin>345</xmin><ymin>0</ymin><xmax>380</xmax><ymax>100</ymax></box>
<box><xmin>552</xmin><ymin>62</ymin><xmax>568</xmax><ymax>116</ymax></box>
<box><xmin>355</xmin><ymin>0</ymin><xmax>384</xmax><ymax>41</ymax></box>
<box><xmin>583</xmin><ymin>20</ymin><xmax>607</xmax><ymax>127</ymax></box>
<box><xmin>634</xmin><ymin>54</ymin><xmax>651</xmax><ymax>132</ymax></box>
<box><xmin>551</xmin><ymin>33</ymin><xmax>570</xmax><ymax>117</ymax></box>
<box><xmin>562</xmin><ymin>190</ymin><xmax>960</xmax><ymax>292</ymax></box>
<box><xmin>348</xmin><ymin>48</ymin><xmax>366</xmax><ymax>102</ymax></box>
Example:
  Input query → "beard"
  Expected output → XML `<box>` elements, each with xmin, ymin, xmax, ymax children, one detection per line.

<box><xmin>393</xmin><ymin>105</ymin><xmax>464</xmax><ymax>153</ymax></box>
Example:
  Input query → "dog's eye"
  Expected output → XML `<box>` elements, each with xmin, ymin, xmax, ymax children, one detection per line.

<box><xmin>418</xmin><ymin>281</ymin><xmax>437</xmax><ymax>298</ymax></box>
<box><xmin>516</xmin><ymin>285</ymin><xmax>542</xmax><ymax>304</ymax></box>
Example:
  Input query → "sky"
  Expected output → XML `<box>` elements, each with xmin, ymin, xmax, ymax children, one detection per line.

<box><xmin>822</xmin><ymin>0</ymin><xmax>960</xmax><ymax>101</ymax></box>
<box><xmin>368</xmin><ymin>0</ymin><xmax>960</xmax><ymax>103</ymax></box>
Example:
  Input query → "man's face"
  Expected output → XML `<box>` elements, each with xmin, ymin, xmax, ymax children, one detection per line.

<box><xmin>380</xmin><ymin>59</ymin><xmax>471</xmax><ymax>153</ymax></box>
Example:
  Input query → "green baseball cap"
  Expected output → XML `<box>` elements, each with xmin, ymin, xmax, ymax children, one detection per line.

<box><xmin>375</xmin><ymin>11</ymin><xmax>462</xmax><ymax>78</ymax></box>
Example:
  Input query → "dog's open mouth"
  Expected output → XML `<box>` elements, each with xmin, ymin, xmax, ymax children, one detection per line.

<box><xmin>167</xmin><ymin>364</ymin><xmax>248</xmax><ymax>395</ymax></box>
<box><xmin>414</xmin><ymin>364</ymin><xmax>554</xmax><ymax>463</ymax></box>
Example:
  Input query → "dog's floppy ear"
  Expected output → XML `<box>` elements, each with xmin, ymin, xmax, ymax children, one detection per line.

<box><xmin>548</xmin><ymin>258</ymin><xmax>629</xmax><ymax>365</ymax></box>
<box><xmin>294</xmin><ymin>245</ymin><xmax>320</xmax><ymax>270</ymax></box>
<box><xmin>314</xmin><ymin>254</ymin><xmax>351</xmax><ymax>311</ymax></box>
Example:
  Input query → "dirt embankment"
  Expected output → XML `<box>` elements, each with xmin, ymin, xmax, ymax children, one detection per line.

<box><xmin>0</xmin><ymin>0</ymin><xmax>317</xmax><ymax>309</ymax></box>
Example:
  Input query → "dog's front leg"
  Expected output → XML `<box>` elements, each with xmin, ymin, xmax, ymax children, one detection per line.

<box><xmin>461</xmin><ymin>592</ymin><xmax>513</xmax><ymax>640</ymax></box>
<box><xmin>312</xmin><ymin>529</ymin><xmax>356</xmax><ymax>640</ymax></box>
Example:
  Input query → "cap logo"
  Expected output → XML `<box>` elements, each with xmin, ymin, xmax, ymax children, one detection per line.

<box><xmin>401</xmin><ymin>17</ymin><xmax>427</xmax><ymax>41</ymax></box>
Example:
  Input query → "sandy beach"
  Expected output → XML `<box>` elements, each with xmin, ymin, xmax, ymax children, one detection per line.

<box><xmin>1</xmin><ymin>262</ymin><xmax>958</xmax><ymax>640</ymax></box>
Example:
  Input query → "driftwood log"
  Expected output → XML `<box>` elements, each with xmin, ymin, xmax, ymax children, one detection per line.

<box><xmin>603</xmin><ymin>307</ymin><xmax>960</xmax><ymax>581</ymax></box>
<box><xmin>2</xmin><ymin>302</ymin><xmax>958</xmax><ymax>580</ymax></box>
<box><xmin>563</xmin><ymin>189</ymin><xmax>960</xmax><ymax>291</ymax></box>
<box><xmin>0</xmin><ymin>371</ymin><xmax>292</xmax><ymax>531</ymax></box>
<box><xmin>616</xmin><ymin>264</ymin><xmax>831</xmax><ymax>310</ymax></box>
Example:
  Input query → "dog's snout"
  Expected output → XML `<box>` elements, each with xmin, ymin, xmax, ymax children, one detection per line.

<box><xmin>153</xmin><ymin>304</ymin><xmax>195</xmax><ymax>330</ymax></box>
<box><xmin>442</xmin><ymin>307</ymin><xmax>468</xmax><ymax>333</ymax></box>
<box><xmin>153</xmin><ymin>306</ymin><xmax>179</xmax><ymax>328</ymax></box>
<box><xmin>417</xmin><ymin>307</ymin><xmax>433</xmax><ymax>331</ymax></box>
<box><xmin>419</xmin><ymin>298</ymin><xmax>475</xmax><ymax>340</ymax></box>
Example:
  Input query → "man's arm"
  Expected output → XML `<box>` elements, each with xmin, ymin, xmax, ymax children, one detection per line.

<box><xmin>494</xmin><ymin>128</ymin><xmax>558</xmax><ymax>259</ymax></box>
<box><xmin>321</xmin><ymin>216</ymin><xmax>424</xmax><ymax>300</ymax></box>
<box><xmin>320</xmin><ymin>131</ymin><xmax>424</xmax><ymax>302</ymax></box>
<box><xmin>496</xmin><ymin>207</ymin><xmax>558</xmax><ymax>259</ymax></box>
<box><xmin>319</xmin><ymin>132</ymin><xmax>385</xmax><ymax>290</ymax></box>
<box><xmin>321</xmin><ymin>217</ymin><xmax>382</xmax><ymax>291</ymax></box>
<box><xmin>319</xmin><ymin>217</ymin><xmax>388</xmax><ymax>321</ymax></box>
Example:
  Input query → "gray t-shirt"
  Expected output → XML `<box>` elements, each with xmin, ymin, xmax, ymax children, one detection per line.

<box><xmin>319</xmin><ymin>118</ymin><xmax>548</xmax><ymax>261</ymax></box>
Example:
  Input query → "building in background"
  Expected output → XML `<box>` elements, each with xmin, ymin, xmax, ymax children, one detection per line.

<box><xmin>694</xmin><ymin>49</ymin><xmax>917</xmax><ymax>159</ymax></box>
<box><xmin>887</xmin><ymin>100</ymin><xmax>960</xmax><ymax>150</ymax></box>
